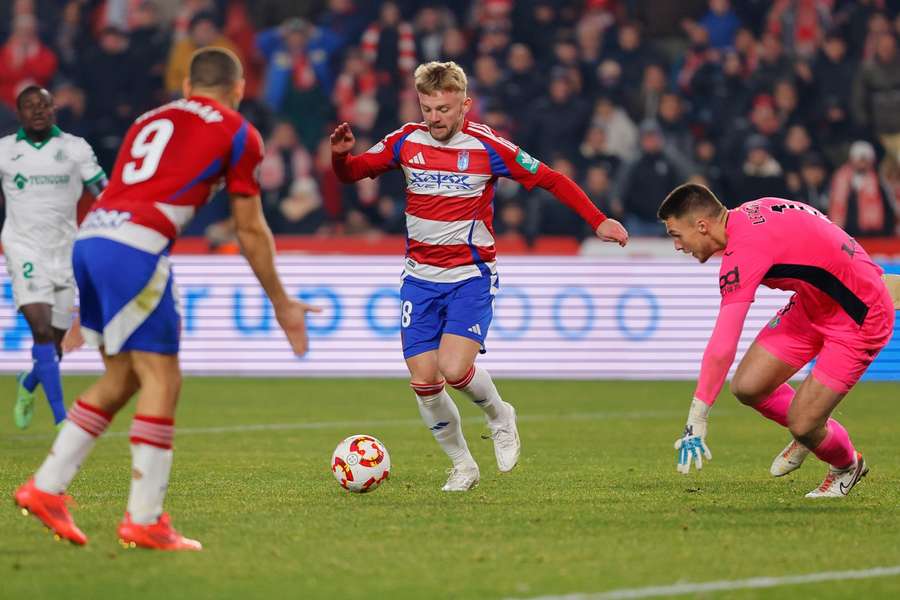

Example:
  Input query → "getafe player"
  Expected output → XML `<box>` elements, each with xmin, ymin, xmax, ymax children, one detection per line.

<box><xmin>331</xmin><ymin>61</ymin><xmax>628</xmax><ymax>491</ymax></box>
<box><xmin>660</xmin><ymin>183</ymin><xmax>894</xmax><ymax>498</ymax></box>
<box><xmin>0</xmin><ymin>86</ymin><xmax>106</xmax><ymax>429</ymax></box>
<box><xmin>14</xmin><ymin>48</ymin><xmax>318</xmax><ymax>549</ymax></box>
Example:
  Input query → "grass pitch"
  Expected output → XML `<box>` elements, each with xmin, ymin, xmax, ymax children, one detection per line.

<box><xmin>3</xmin><ymin>377</ymin><xmax>900</xmax><ymax>599</ymax></box>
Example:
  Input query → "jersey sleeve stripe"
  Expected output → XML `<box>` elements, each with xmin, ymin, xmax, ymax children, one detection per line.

<box><xmin>478</xmin><ymin>141</ymin><xmax>510</xmax><ymax>177</ymax></box>
<box><xmin>83</xmin><ymin>171</ymin><xmax>106</xmax><ymax>185</ymax></box>
<box><xmin>167</xmin><ymin>158</ymin><xmax>223</xmax><ymax>201</ymax></box>
<box><xmin>467</xmin><ymin>122</ymin><xmax>517</xmax><ymax>152</ymax></box>
<box><xmin>229</xmin><ymin>121</ymin><xmax>249</xmax><ymax>168</ymax></box>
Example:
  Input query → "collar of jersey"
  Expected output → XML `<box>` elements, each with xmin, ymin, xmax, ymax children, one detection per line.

<box><xmin>16</xmin><ymin>125</ymin><xmax>62</xmax><ymax>150</ymax></box>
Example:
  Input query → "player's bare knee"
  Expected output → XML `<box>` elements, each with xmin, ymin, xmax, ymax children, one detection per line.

<box><xmin>787</xmin><ymin>416</ymin><xmax>819</xmax><ymax>446</ymax></box>
<box><xmin>31</xmin><ymin>324</ymin><xmax>55</xmax><ymax>344</ymax></box>
<box><xmin>438</xmin><ymin>360</ymin><xmax>472</xmax><ymax>387</ymax></box>
<box><xmin>729</xmin><ymin>377</ymin><xmax>761</xmax><ymax>406</ymax></box>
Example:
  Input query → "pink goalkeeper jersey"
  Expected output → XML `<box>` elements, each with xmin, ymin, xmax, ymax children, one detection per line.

<box><xmin>720</xmin><ymin>198</ymin><xmax>885</xmax><ymax>331</ymax></box>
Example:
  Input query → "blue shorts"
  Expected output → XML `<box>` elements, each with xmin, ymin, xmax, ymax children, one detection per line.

<box><xmin>400</xmin><ymin>275</ymin><xmax>496</xmax><ymax>359</ymax></box>
<box><xmin>73</xmin><ymin>237</ymin><xmax>179</xmax><ymax>355</ymax></box>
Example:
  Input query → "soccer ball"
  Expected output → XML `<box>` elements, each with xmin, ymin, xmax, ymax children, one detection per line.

<box><xmin>331</xmin><ymin>434</ymin><xmax>391</xmax><ymax>493</ymax></box>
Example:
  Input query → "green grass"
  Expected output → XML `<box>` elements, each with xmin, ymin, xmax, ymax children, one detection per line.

<box><xmin>3</xmin><ymin>378</ymin><xmax>900</xmax><ymax>599</ymax></box>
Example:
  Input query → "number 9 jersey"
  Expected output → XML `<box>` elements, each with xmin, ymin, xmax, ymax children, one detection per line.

<box><xmin>74</xmin><ymin>96</ymin><xmax>263</xmax><ymax>355</ymax></box>
<box><xmin>79</xmin><ymin>95</ymin><xmax>264</xmax><ymax>255</ymax></box>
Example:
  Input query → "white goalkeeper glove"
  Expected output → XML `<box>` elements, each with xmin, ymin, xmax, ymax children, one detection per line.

<box><xmin>675</xmin><ymin>398</ymin><xmax>712</xmax><ymax>474</ymax></box>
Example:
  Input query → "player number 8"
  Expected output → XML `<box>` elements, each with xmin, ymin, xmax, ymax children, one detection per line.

<box><xmin>122</xmin><ymin>118</ymin><xmax>175</xmax><ymax>184</ymax></box>
<box><xmin>401</xmin><ymin>301</ymin><xmax>413</xmax><ymax>328</ymax></box>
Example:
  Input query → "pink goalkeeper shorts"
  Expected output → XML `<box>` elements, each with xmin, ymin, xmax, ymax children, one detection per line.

<box><xmin>755</xmin><ymin>289</ymin><xmax>895</xmax><ymax>393</ymax></box>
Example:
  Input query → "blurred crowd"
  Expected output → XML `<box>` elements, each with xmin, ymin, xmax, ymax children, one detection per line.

<box><xmin>2</xmin><ymin>0</ymin><xmax>900</xmax><ymax>241</ymax></box>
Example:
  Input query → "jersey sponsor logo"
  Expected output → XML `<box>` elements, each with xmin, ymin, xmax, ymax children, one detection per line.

<box><xmin>515</xmin><ymin>148</ymin><xmax>539</xmax><ymax>174</ymax></box>
<box><xmin>457</xmin><ymin>150</ymin><xmax>469</xmax><ymax>171</ymax></box>
<box><xmin>11</xmin><ymin>173</ymin><xmax>71</xmax><ymax>189</ymax></box>
<box><xmin>81</xmin><ymin>208</ymin><xmax>133</xmax><ymax>230</ymax></box>
<box><xmin>719</xmin><ymin>265</ymin><xmax>741</xmax><ymax>295</ymax></box>
<box><xmin>366</xmin><ymin>141</ymin><xmax>385</xmax><ymax>154</ymax></box>
<box><xmin>408</xmin><ymin>170</ymin><xmax>473</xmax><ymax>191</ymax></box>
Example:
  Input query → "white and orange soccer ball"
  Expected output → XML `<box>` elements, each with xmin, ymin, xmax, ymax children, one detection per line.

<box><xmin>331</xmin><ymin>434</ymin><xmax>391</xmax><ymax>493</ymax></box>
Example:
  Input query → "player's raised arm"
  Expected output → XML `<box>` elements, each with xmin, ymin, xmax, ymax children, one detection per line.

<box><xmin>330</xmin><ymin>121</ymin><xmax>404</xmax><ymax>183</ymax></box>
<box><xmin>475</xmin><ymin>131</ymin><xmax>628</xmax><ymax>246</ymax></box>
<box><xmin>230</xmin><ymin>194</ymin><xmax>320</xmax><ymax>356</ymax></box>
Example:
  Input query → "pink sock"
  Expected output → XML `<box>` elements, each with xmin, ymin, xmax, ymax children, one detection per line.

<box><xmin>752</xmin><ymin>383</ymin><xmax>794</xmax><ymax>427</ymax></box>
<box><xmin>812</xmin><ymin>420</ymin><xmax>856</xmax><ymax>469</ymax></box>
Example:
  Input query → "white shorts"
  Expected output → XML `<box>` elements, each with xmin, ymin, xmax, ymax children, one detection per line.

<box><xmin>4</xmin><ymin>250</ymin><xmax>75</xmax><ymax>330</ymax></box>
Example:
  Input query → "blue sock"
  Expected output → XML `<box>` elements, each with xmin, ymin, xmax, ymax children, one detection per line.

<box><xmin>32</xmin><ymin>343</ymin><xmax>66</xmax><ymax>424</ymax></box>
<box><xmin>23</xmin><ymin>369</ymin><xmax>39</xmax><ymax>392</ymax></box>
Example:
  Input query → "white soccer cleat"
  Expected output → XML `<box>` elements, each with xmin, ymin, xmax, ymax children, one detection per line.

<box><xmin>487</xmin><ymin>402</ymin><xmax>520</xmax><ymax>473</ymax></box>
<box><xmin>805</xmin><ymin>452</ymin><xmax>868</xmax><ymax>498</ymax></box>
<box><xmin>441</xmin><ymin>463</ymin><xmax>480</xmax><ymax>492</ymax></box>
<box><xmin>770</xmin><ymin>439</ymin><xmax>811</xmax><ymax>477</ymax></box>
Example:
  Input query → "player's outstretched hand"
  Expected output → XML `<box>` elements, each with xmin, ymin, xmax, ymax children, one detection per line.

<box><xmin>330</xmin><ymin>122</ymin><xmax>355</xmax><ymax>155</ymax></box>
<box><xmin>274</xmin><ymin>299</ymin><xmax>323</xmax><ymax>356</ymax></box>
<box><xmin>675</xmin><ymin>430</ymin><xmax>712</xmax><ymax>474</ymax></box>
<box><xmin>61</xmin><ymin>313</ymin><xmax>85</xmax><ymax>354</ymax></box>
<box><xmin>675</xmin><ymin>397</ymin><xmax>712</xmax><ymax>474</ymax></box>
<box><xmin>595</xmin><ymin>218</ymin><xmax>628</xmax><ymax>247</ymax></box>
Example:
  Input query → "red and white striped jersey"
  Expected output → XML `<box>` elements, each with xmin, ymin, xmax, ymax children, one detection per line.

<box><xmin>333</xmin><ymin>119</ymin><xmax>606</xmax><ymax>283</ymax></box>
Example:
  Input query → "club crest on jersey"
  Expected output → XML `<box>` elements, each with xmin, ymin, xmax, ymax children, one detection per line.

<box><xmin>54</xmin><ymin>149</ymin><xmax>67</xmax><ymax>162</ymax></box>
<box><xmin>457</xmin><ymin>150</ymin><xmax>469</xmax><ymax>171</ymax></box>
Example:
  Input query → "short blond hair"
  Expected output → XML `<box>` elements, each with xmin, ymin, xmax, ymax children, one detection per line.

<box><xmin>414</xmin><ymin>61</ymin><xmax>467</xmax><ymax>95</ymax></box>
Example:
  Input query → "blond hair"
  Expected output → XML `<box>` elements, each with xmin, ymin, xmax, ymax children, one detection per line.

<box><xmin>414</xmin><ymin>61</ymin><xmax>468</xmax><ymax>95</ymax></box>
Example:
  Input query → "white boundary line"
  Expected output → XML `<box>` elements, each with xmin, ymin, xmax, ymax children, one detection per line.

<box><xmin>7</xmin><ymin>409</ymin><xmax>687</xmax><ymax>442</ymax></box>
<box><xmin>513</xmin><ymin>566</ymin><xmax>900</xmax><ymax>600</ymax></box>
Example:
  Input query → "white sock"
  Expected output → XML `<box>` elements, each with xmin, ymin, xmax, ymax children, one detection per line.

<box><xmin>34</xmin><ymin>421</ymin><xmax>98</xmax><ymax>494</ymax></box>
<box><xmin>127</xmin><ymin>443</ymin><xmax>174</xmax><ymax>525</ymax></box>
<box><xmin>412</xmin><ymin>382</ymin><xmax>474</xmax><ymax>468</ymax></box>
<box><xmin>450</xmin><ymin>366</ymin><xmax>505</xmax><ymax>423</ymax></box>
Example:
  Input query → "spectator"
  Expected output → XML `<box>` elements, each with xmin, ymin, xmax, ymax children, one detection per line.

<box><xmin>615</xmin><ymin>120</ymin><xmax>688</xmax><ymax>235</ymax></box>
<box><xmin>130</xmin><ymin>1</ymin><xmax>172</xmax><ymax>112</ymax></box>
<box><xmin>414</xmin><ymin>5</ymin><xmax>452</xmax><ymax>63</ymax></box>
<box><xmin>583</xmin><ymin>163</ymin><xmax>621</xmax><ymax>224</ymax></box>
<box><xmin>813</xmin><ymin>30</ymin><xmax>855</xmax><ymax>115</ymax></box>
<box><xmin>332</xmin><ymin>47</ymin><xmax>378</xmax><ymax>133</ymax></box>
<box><xmin>439</xmin><ymin>27</ymin><xmax>472</xmax><ymax>73</ymax></box>
<box><xmin>631</xmin><ymin>62</ymin><xmax>667</xmax><ymax>122</ymax></box>
<box><xmin>592</xmin><ymin>94</ymin><xmax>638</xmax><ymax>161</ymax></box>
<box><xmin>693</xmin><ymin>138</ymin><xmax>729</xmax><ymax>199</ymax></box>
<box><xmin>749</xmin><ymin>33</ymin><xmax>793</xmax><ymax>94</ymax></box>
<box><xmin>729</xmin><ymin>134</ymin><xmax>789</xmax><ymax>204</ymax></box>
<box><xmin>797</xmin><ymin>151</ymin><xmax>830</xmax><ymax>212</ymax></box>
<box><xmin>781</xmin><ymin>123</ymin><xmax>814</xmax><ymax>191</ymax></box>
<box><xmin>575</xmin><ymin>123</ymin><xmax>621</xmax><ymax>178</ymax></box>
<box><xmin>361</xmin><ymin>1</ymin><xmax>416</xmax><ymax>84</ymax></box>
<box><xmin>611</xmin><ymin>21</ymin><xmax>657</xmax><ymax>91</ymax></box>
<box><xmin>524</xmin><ymin>70</ymin><xmax>590</xmax><ymax>162</ymax></box>
<box><xmin>0</xmin><ymin>14</ymin><xmax>57</xmax><ymax>109</ymax></box>
<box><xmin>472</xmin><ymin>54</ymin><xmax>505</xmax><ymax>112</ymax></box>
<box><xmin>165</xmin><ymin>11</ymin><xmax>241</xmax><ymax>97</ymax></box>
<box><xmin>77</xmin><ymin>25</ymin><xmax>140</xmax><ymax>170</ymax></box>
<box><xmin>700</xmin><ymin>0</ymin><xmax>741</xmax><ymax>49</ymax></box>
<box><xmin>766</xmin><ymin>0</ymin><xmax>832</xmax><ymax>59</ymax></box>
<box><xmin>852</xmin><ymin>32</ymin><xmax>900</xmax><ymax>162</ymax></box>
<box><xmin>772</xmin><ymin>78</ymin><xmax>804</xmax><ymax>127</ymax></box>
<box><xmin>829</xmin><ymin>140</ymin><xmax>897</xmax><ymax>237</ymax></box>
<box><xmin>657</xmin><ymin>91</ymin><xmax>695</xmax><ymax>164</ymax></box>
<box><xmin>502</xmin><ymin>43</ymin><xmax>543</xmax><ymax>130</ymax></box>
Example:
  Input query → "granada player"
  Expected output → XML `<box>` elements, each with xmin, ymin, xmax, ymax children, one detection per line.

<box><xmin>330</xmin><ymin>61</ymin><xmax>628</xmax><ymax>491</ymax></box>
<box><xmin>14</xmin><ymin>48</ymin><xmax>318</xmax><ymax>549</ymax></box>
<box><xmin>659</xmin><ymin>183</ymin><xmax>894</xmax><ymax>497</ymax></box>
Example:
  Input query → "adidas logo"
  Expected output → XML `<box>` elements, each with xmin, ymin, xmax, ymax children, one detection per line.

<box><xmin>467</xmin><ymin>324</ymin><xmax>482</xmax><ymax>336</ymax></box>
<box><xmin>409</xmin><ymin>152</ymin><xmax>426</xmax><ymax>165</ymax></box>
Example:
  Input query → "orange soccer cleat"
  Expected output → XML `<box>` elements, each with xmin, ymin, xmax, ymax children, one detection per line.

<box><xmin>117</xmin><ymin>512</ymin><xmax>202</xmax><ymax>551</ymax></box>
<box><xmin>14</xmin><ymin>478</ymin><xmax>87</xmax><ymax>545</ymax></box>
